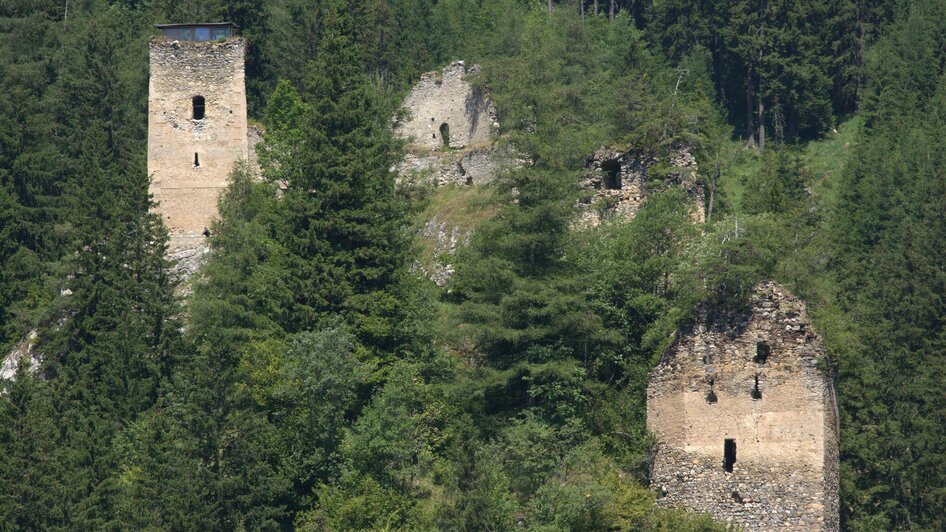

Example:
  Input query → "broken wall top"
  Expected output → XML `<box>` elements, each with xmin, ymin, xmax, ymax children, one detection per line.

<box><xmin>395</xmin><ymin>61</ymin><xmax>498</xmax><ymax>151</ymax></box>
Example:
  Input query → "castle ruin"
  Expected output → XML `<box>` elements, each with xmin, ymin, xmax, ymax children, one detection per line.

<box><xmin>147</xmin><ymin>23</ymin><xmax>248</xmax><ymax>276</ymax></box>
<box><xmin>579</xmin><ymin>146</ymin><xmax>705</xmax><ymax>225</ymax></box>
<box><xmin>647</xmin><ymin>282</ymin><xmax>839</xmax><ymax>531</ymax></box>
<box><xmin>394</xmin><ymin>61</ymin><xmax>504</xmax><ymax>187</ymax></box>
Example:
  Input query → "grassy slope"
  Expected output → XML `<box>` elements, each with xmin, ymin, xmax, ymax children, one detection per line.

<box><xmin>718</xmin><ymin>117</ymin><xmax>861</xmax><ymax>215</ymax></box>
<box><xmin>412</xmin><ymin>184</ymin><xmax>498</xmax><ymax>276</ymax></box>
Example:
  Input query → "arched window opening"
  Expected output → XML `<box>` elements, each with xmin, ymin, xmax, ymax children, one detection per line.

<box><xmin>755</xmin><ymin>341</ymin><xmax>771</xmax><ymax>363</ymax></box>
<box><xmin>439</xmin><ymin>122</ymin><xmax>450</xmax><ymax>147</ymax></box>
<box><xmin>193</xmin><ymin>96</ymin><xmax>206</xmax><ymax>120</ymax></box>
<box><xmin>194</xmin><ymin>153</ymin><xmax>200</xmax><ymax>167</ymax></box>
<box><xmin>706</xmin><ymin>378</ymin><xmax>718</xmax><ymax>404</ymax></box>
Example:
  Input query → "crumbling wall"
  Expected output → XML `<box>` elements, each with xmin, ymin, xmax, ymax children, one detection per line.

<box><xmin>394</xmin><ymin>61</ymin><xmax>513</xmax><ymax>189</ymax></box>
<box><xmin>396</xmin><ymin>61</ymin><xmax>497</xmax><ymax>150</ymax></box>
<box><xmin>578</xmin><ymin>147</ymin><xmax>704</xmax><ymax>226</ymax></box>
<box><xmin>395</xmin><ymin>146</ymin><xmax>509</xmax><ymax>187</ymax></box>
<box><xmin>148</xmin><ymin>37</ymin><xmax>248</xmax><ymax>283</ymax></box>
<box><xmin>647</xmin><ymin>282</ymin><xmax>839</xmax><ymax>531</ymax></box>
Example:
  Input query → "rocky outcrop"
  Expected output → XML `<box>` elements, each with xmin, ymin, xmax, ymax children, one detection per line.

<box><xmin>578</xmin><ymin>146</ymin><xmax>704</xmax><ymax>225</ymax></box>
<box><xmin>647</xmin><ymin>282</ymin><xmax>839</xmax><ymax>531</ymax></box>
<box><xmin>1</xmin><ymin>330</ymin><xmax>40</xmax><ymax>381</ymax></box>
<box><xmin>415</xmin><ymin>216</ymin><xmax>474</xmax><ymax>287</ymax></box>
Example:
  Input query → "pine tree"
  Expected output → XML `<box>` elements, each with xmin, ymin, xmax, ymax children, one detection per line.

<box><xmin>276</xmin><ymin>0</ymin><xmax>413</xmax><ymax>358</ymax></box>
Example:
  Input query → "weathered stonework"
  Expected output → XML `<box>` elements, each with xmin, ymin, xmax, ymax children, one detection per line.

<box><xmin>396</xmin><ymin>61</ymin><xmax>496</xmax><ymax>150</ymax></box>
<box><xmin>394</xmin><ymin>61</ymin><xmax>514</xmax><ymax>189</ymax></box>
<box><xmin>396</xmin><ymin>147</ymin><xmax>504</xmax><ymax>187</ymax></box>
<box><xmin>148</xmin><ymin>37</ymin><xmax>248</xmax><ymax>280</ymax></box>
<box><xmin>647</xmin><ymin>282</ymin><xmax>839</xmax><ymax>531</ymax></box>
<box><xmin>578</xmin><ymin>146</ymin><xmax>704</xmax><ymax>226</ymax></box>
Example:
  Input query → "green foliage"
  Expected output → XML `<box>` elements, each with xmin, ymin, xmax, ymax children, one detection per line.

<box><xmin>1</xmin><ymin>0</ymin><xmax>942</xmax><ymax>530</ymax></box>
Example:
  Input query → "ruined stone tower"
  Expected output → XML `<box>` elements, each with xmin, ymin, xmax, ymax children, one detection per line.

<box><xmin>148</xmin><ymin>23</ymin><xmax>247</xmax><ymax>268</ymax></box>
<box><xmin>647</xmin><ymin>282</ymin><xmax>839</xmax><ymax>531</ymax></box>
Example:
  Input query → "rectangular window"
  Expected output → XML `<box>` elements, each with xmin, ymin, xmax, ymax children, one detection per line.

<box><xmin>724</xmin><ymin>439</ymin><xmax>736</xmax><ymax>472</ymax></box>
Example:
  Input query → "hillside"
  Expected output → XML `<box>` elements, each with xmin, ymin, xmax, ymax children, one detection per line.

<box><xmin>0</xmin><ymin>1</ymin><xmax>944</xmax><ymax>530</ymax></box>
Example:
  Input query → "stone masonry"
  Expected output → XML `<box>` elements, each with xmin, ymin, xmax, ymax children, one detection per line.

<box><xmin>147</xmin><ymin>37</ymin><xmax>248</xmax><ymax>279</ymax></box>
<box><xmin>647</xmin><ymin>282</ymin><xmax>839</xmax><ymax>531</ymax></box>
<box><xmin>394</xmin><ymin>61</ymin><xmax>507</xmax><ymax>187</ymax></box>
<box><xmin>579</xmin><ymin>146</ymin><xmax>704</xmax><ymax>226</ymax></box>
<box><xmin>396</xmin><ymin>60</ymin><xmax>496</xmax><ymax>151</ymax></box>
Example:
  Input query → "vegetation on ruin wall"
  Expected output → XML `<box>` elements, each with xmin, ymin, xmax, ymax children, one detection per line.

<box><xmin>0</xmin><ymin>0</ymin><xmax>943</xmax><ymax>530</ymax></box>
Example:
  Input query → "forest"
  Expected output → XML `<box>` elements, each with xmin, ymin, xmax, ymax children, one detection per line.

<box><xmin>0</xmin><ymin>0</ymin><xmax>943</xmax><ymax>530</ymax></box>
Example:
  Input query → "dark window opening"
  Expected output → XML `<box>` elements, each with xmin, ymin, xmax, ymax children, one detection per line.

<box><xmin>439</xmin><ymin>123</ymin><xmax>450</xmax><ymax>147</ymax></box>
<box><xmin>731</xmin><ymin>491</ymin><xmax>744</xmax><ymax>503</ymax></box>
<box><xmin>752</xmin><ymin>375</ymin><xmax>762</xmax><ymax>400</ymax></box>
<box><xmin>706</xmin><ymin>378</ymin><xmax>717</xmax><ymax>404</ymax></box>
<box><xmin>193</xmin><ymin>96</ymin><xmax>205</xmax><ymax>120</ymax></box>
<box><xmin>724</xmin><ymin>439</ymin><xmax>736</xmax><ymax>472</ymax></box>
<box><xmin>755</xmin><ymin>342</ymin><xmax>770</xmax><ymax>363</ymax></box>
<box><xmin>194</xmin><ymin>153</ymin><xmax>200</xmax><ymax>167</ymax></box>
<box><xmin>601</xmin><ymin>160</ymin><xmax>622</xmax><ymax>189</ymax></box>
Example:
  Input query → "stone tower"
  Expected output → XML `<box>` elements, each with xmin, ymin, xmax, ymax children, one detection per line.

<box><xmin>647</xmin><ymin>282</ymin><xmax>839</xmax><ymax>531</ymax></box>
<box><xmin>147</xmin><ymin>23</ymin><xmax>247</xmax><ymax>264</ymax></box>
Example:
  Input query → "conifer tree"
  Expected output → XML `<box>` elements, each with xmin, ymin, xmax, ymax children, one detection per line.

<box><xmin>277</xmin><ymin>0</ymin><xmax>412</xmax><ymax>358</ymax></box>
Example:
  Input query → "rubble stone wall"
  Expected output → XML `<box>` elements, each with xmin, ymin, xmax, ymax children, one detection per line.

<box><xmin>647</xmin><ymin>282</ymin><xmax>839</xmax><ymax>531</ymax></box>
<box><xmin>395</xmin><ymin>61</ymin><xmax>496</xmax><ymax>150</ymax></box>
<box><xmin>579</xmin><ymin>147</ymin><xmax>704</xmax><ymax>226</ymax></box>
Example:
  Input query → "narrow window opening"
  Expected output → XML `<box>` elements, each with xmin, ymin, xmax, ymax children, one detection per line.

<box><xmin>751</xmin><ymin>375</ymin><xmax>762</xmax><ymax>400</ymax></box>
<box><xmin>706</xmin><ymin>378</ymin><xmax>717</xmax><ymax>404</ymax></box>
<box><xmin>439</xmin><ymin>122</ymin><xmax>450</xmax><ymax>147</ymax></box>
<box><xmin>724</xmin><ymin>439</ymin><xmax>736</xmax><ymax>472</ymax></box>
<box><xmin>194</xmin><ymin>153</ymin><xmax>200</xmax><ymax>167</ymax></box>
<box><xmin>192</xmin><ymin>96</ymin><xmax>206</xmax><ymax>120</ymax></box>
<box><xmin>755</xmin><ymin>341</ymin><xmax>770</xmax><ymax>363</ymax></box>
<box><xmin>601</xmin><ymin>160</ymin><xmax>622</xmax><ymax>189</ymax></box>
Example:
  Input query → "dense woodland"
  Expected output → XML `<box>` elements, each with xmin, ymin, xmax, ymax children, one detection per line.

<box><xmin>0</xmin><ymin>0</ymin><xmax>943</xmax><ymax>530</ymax></box>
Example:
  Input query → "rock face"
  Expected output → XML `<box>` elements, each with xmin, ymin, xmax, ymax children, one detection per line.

<box><xmin>1</xmin><ymin>330</ymin><xmax>40</xmax><ymax>381</ymax></box>
<box><xmin>578</xmin><ymin>146</ymin><xmax>704</xmax><ymax>225</ymax></box>
<box><xmin>647</xmin><ymin>282</ymin><xmax>839</xmax><ymax>531</ymax></box>
<box><xmin>416</xmin><ymin>216</ymin><xmax>473</xmax><ymax>287</ymax></box>
<box><xmin>148</xmin><ymin>37</ymin><xmax>249</xmax><ymax>284</ymax></box>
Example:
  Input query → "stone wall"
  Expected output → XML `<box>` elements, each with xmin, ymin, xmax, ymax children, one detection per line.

<box><xmin>395</xmin><ymin>61</ymin><xmax>497</xmax><ymax>150</ymax></box>
<box><xmin>148</xmin><ymin>37</ymin><xmax>247</xmax><ymax>256</ymax></box>
<box><xmin>394</xmin><ymin>61</ymin><xmax>513</xmax><ymax>189</ymax></box>
<box><xmin>647</xmin><ymin>282</ymin><xmax>839</xmax><ymax>531</ymax></box>
<box><xmin>578</xmin><ymin>146</ymin><xmax>704</xmax><ymax>226</ymax></box>
<box><xmin>395</xmin><ymin>146</ymin><xmax>507</xmax><ymax>187</ymax></box>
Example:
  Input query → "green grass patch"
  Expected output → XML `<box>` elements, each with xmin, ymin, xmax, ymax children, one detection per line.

<box><xmin>804</xmin><ymin>116</ymin><xmax>861</xmax><ymax>210</ymax></box>
<box><xmin>715</xmin><ymin>116</ymin><xmax>861</xmax><ymax>216</ymax></box>
<box><xmin>412</xmin><ymin>185</ymin><xmax>498</xmax><ymax>278</ymax></box>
